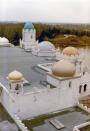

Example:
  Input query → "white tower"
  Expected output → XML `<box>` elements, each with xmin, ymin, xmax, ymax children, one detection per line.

<box><xmin>20</xmin><ymin>21</ymin><xmax>38</xmax><ymax>51</ymax></box>
<box><xmin>7</xmin><ymin>70</ymin><xmax>24</xmax><ymax>94</ymax></box>
<box><xmin>56</xmin><ymin>47</ymin><xmax>84</xmax><ymax>74</ymax></box>
<box><xmin>47</xmin><ymin>59</ymin><xmax>81</xmax><ymax>108</ymax></box>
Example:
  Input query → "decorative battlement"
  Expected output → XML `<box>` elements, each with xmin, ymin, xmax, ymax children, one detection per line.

<box><xmin>83</xmin><ymin>71</ymin><xmax>90</xmax><ymax>76</ymax></box>
<box><xmin>83</xmin><ymin>65</ymin><xmax>90</xmax><ymax>74</ymax></box>
<box><xmin>56</xmin><ymin>52</ymin><xmax>85</xmax><ymax>62</ymax></box>
<box><xmin>14</xmin><ymin>114</ymin><xmax>29</xmax><ymax>131</ymax></box>
<box><xmin>77</xmin><ymin>102</ymin><xmax>90</xmax><ymax>113</ymax></box>
<box><xmin>23</xmin><ymin>28</ymin><xmax>36</xmax><ymax>33</ymax></box>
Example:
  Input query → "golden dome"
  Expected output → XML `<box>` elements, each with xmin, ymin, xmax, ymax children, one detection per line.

<box><xmin>8</xmin><ymin>70</ymin><xmax>23</xmax><ymax>80</ymax></box>
<box><xmin>62</xmin><ymin>47</ymin><xmax>79</xmax><ymax>56</ymax></box>
<box><xmin>52</xmin><ymin>59</ymin><xmax>76</xmax><ymax>77</ymax></box>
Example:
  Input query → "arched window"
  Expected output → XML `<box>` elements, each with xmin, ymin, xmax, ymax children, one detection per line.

<box><xmin>22</xmin><ymin>44</ymin><xmax>24</xmax><ymax>49</ymax></box>
<box><xmin>15</xmin><ymin>84</ymin><xmax>21</xmax><ymax>91</ymax></box>
<box><xmin>79</xmin><ymin>85</ymin><xmax>82</xmax><ymax>93</ymax></box>
<box><xmin>84</xmin><ymin>84</ymin><xmax>87</xmax><ymax>92</ymax></box>
<box><xmin>75</xmin><ymin>61</ymin><xmax>76</xmax><ymax>66</ymax></box>
<box><xmin>31</xmin><ymin>35</ymin><xmax>33</xmax><ymax>39</ymax></box>
<box><xmin>69</xmin><ymin>82</ymin><xmax>71</xmax><ymax>88</ymax></box>
<box><xmin>9</xmin><ymin>83</ymin><xmax>12</xmax><ymax>89</ymax></box>
<box><xmin>9</xmin><ymin>83</ymin><xmax>11</xmax><ymax>87</ymax></box>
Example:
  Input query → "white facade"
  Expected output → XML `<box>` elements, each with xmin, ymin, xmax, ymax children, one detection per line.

<box><xmin>79</xmin><ymin>72</ymin><xmax>90</xmax><ymax>98</ymax></box>
<box><xmin>20</xmin><ymin>22</ymin><xmax>38</xmax><ymax>51</ymax></box>
<box><xmin>0</xmin><ymin>76</ymin><xmax>80</xmax><ymax>120</ymax></box>
<box><xmin>1</xmin><ymin>70</ymin><xmax>89</xmax><ymax>120</ymax></box>
<box><xmin>56</xmin><ymin>52</ymin><xmax>85</xmax><ymax>74</ymax></box>
<box><xmin>1</xmin><ymin>71</ymin><xmax>90</xmax><ymax>121</ymax></box>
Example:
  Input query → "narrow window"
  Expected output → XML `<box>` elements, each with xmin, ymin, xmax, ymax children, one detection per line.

<box><xmin>79</xmin><ymin>85</ymin><xmax>82</xmax><ymax>93</ymax></box>
<box><xmin>31</xmin><ymin>35</ymin><xmax>33</xmax><ymax>39</ymax></box>
<box><xmin>9</xmin><ymin>83</ymin><xmax>11</xmax><ymax>87</ymax></box>
<box><xmin>84</xmin><ymin>84</ymin><xmax>87</xmax><ymax>92</ymax></box>
<box><xmin>69</xmin><ymin>82</ymin><xmax>71</xmax><ymax>88</ymax></box>
<box><xmin>15</xmin><ymin>84</ymin><xmax>21</xmax><ymax>91</ymax></box>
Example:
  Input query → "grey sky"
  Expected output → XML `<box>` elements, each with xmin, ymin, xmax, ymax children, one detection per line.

<box><xmin>1</xmin><ymin>0</ymin><xmax>90</xmax><ymax>23</ymax></box>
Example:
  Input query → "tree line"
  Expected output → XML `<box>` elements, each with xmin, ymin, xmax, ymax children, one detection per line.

<box><xmin>0</xmin><ymin>23</ymin><xmax>90</xmax><ymax>45</ymax></box>
<box><xmin>38</xmin><ymin>27</ymin><xmax>90</xmax><ymax>42</ymax></box>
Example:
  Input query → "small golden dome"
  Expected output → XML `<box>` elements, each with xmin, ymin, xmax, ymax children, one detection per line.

<box><xmin>8</xmin><ymin>70</ymin><xmax>23</xmax><ymax>80</ymax></box>
<box><xmin>52</xmin><ymin>59</ymin><xmax>76</xmax><ymax>77</ymax></box>
<box><xmin>62</xmin><ymin>47</ymin><xmax>79</xmax><ymax>56</ymax></box>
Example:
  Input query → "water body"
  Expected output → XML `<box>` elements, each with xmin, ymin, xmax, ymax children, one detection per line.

<box><xmin>78</xmin><ymin>46</ymin><xmax>90</xmax><ymax>68</ymax></box>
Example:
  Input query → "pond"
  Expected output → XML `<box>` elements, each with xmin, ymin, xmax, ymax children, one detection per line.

<box><xmin>78</xmin><ymin>46</ymin><xmax>90</xmax><ymax>68</ymax></box>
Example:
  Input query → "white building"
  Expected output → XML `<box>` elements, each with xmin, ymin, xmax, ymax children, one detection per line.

<box><xmin>0</xmin><ymin>62</ymin><xmax>80</xmax><ymax>120</ymax></box>
<box><xmin>20</xmin><ymin>21</ymin><xmax>38</xmax><ymax>51</ymax></box>
<box><xmin>56</xmin><ymin>47</ymin><xmax>85</xmax><ymax>74</ymax></box>
<box><xmin>0</xmin><ymin>37</ymin><xmax>11</xmax><ymax>47</ymax></box>
<box><xmin>0</xmin><ymin>57</ymin><xmax>90</xmax><ymax>121</ymax></box>
<box><xmin>32</xmin><ymin>41</ymin><xmax>59</xmax><ymax>56</ymax></box>
<box><xmin>0</xmin><ymin>46</ymin><xmax>90</xmax><ymax>130</ymax></box>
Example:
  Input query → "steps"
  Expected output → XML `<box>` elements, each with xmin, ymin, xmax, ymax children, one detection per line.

<box><xmin>49</xmin><ymin>119</ymin><xmax>65</xmax><ymax>130</ymax></box>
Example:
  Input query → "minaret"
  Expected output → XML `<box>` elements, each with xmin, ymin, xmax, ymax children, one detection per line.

<box><xmin>20</xmin><ymin>21</ymin><xmax>38</xmax><ymax>51</ymax></box>
<box><xmin>7</xmin><ymin>70</ymin><xmax>24</xmax><ymax>94</ymax></box>
<box><xmin>56</xmin><ymin>47</ymin><xmax>84</xmax><ymax>74</ymax></box>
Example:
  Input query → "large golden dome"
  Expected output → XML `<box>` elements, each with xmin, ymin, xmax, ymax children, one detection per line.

<box><xmin>52</xmin><ymin>59</ymin><xmax>76</xmax><ymax>77</ymax></box>
<box><xmin>62</xmin><ymin>47</ymin><xmax>79</xmax><ymax>56</ymax></box>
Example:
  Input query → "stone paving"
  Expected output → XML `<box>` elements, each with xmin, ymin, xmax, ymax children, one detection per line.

<box><xmin>23</xmin><ymin>107</ymin><xmax>90</xmax><ymax>131</ymax></box>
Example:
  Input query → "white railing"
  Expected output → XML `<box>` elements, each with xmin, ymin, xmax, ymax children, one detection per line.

<box><xmin>37</xmin><ymin>62</ymin><xmax>55</xmax><ymax>72</ymax></box>
<box><xmin>73</xmin><ymin>121</ymin><xmax>90</xmax><ymax>131</ymax></box>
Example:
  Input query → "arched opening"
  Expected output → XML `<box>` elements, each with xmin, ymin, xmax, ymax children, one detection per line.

<box><xmin>75</xmin><ymin>61</ymin><xmax>77</xmax><ymax>66</ymax></box>
<box><xmin>69</xmin><ymin>81</ymin><xmax>71</xmax><ymax>88</ymax></box>
<box><xmin>84</xmin><ymin>84</ymin><xmax>87</xmax><ymax>92</ymax></box>
<box><xmin>22</xmin><ymin>44</ymin><xmax>24</xmax><ymax>49</ymax></box>
<box><xmin>15</xmin><ymin>84</ymin><xmax>21</xmax><ymax>91</ymax></box>
<box><xmin>79</xmin><ymin>85</ymin><xmax>82</xmax><ymax>93</ymax></box>
<box><xmin>9</xmin><ymin>83</ymin><xmax>12</xmax><ymax>89</ymax></box>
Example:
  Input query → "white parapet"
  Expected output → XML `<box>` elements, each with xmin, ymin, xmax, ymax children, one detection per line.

<box><xmin>73</xmin><ymin>121</ymin><xmax>90</xmax><ymax>131</ymax></box>
<box><xmin>56</xmin><ymin>52</ymin><xmax>84</xmax><ymax>62</ymax></box>
<box><xmin>14</xmin><ymin>114</ymin><xmax>29</xmax><ymax>131</ymax></box>
<box><xmin>77</xmin><ymin>102</ymin><xmax>90</xmax><ymax>113</ymax></box>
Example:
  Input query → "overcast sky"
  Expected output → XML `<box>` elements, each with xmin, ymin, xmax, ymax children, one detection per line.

<box><xmin>0</xmin><ymin>0</ymin><xmax>90</xmax><ymax>23</ymax></box>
